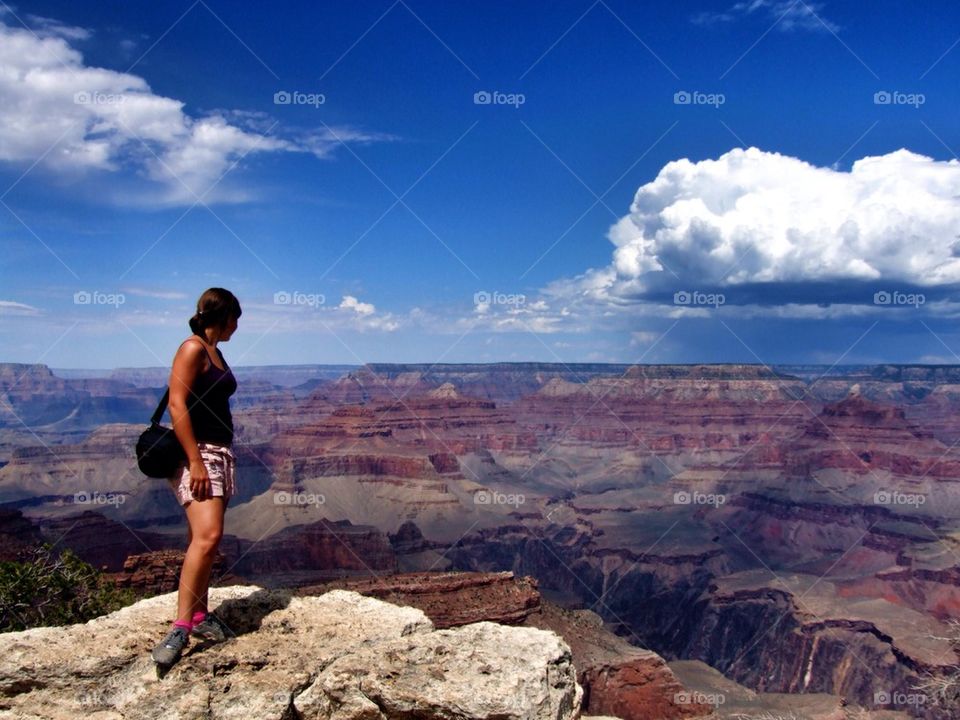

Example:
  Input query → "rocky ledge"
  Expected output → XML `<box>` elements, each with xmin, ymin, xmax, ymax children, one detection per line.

<box><xmin>0</xmin><ymin>584</ymin><xmax>584</xmax><ymax>720</ymax></box>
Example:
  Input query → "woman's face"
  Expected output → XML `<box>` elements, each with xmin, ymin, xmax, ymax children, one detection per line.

<box><xmin>220</xmin><ymin>314</ymin><xmax>239</xmax><ymax>341</ymax></box>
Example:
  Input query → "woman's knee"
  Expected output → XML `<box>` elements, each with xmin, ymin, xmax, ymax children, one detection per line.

<box><xmin>190</xmin><ymin>526</ymin><xmax>223</xmax><ymax>553</ymax></box>
<box><xmin>189</xmin><ymin>538</ymin><xmax>221</xmax><ymax>559</ymax></box>
<box><xmin>186</xmin><ymin>519</ymin><xmax>223</xmax><ymax>555</ymax></box>
<box><xmin>184</xmin><ymin>498</ymin><xmax>225</xmax><ymax>555</ymax></box>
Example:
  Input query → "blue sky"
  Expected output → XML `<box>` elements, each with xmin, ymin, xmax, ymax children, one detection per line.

<box><xmin>2</xmin><ymin>0</ymin><xmax>960</xmax><ymax>368</ymax></box>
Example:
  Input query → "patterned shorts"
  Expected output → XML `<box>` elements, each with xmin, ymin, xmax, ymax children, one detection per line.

<box><xmin>167</xmin><ymin>442</ymin><xmax>236</xmax><ymax>506</ymax></box>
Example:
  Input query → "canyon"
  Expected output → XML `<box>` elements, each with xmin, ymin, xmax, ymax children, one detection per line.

<box><xmin>2</xmin><ymin>361</ymin><xmax>960</xmax><ymax>718</ymax></box>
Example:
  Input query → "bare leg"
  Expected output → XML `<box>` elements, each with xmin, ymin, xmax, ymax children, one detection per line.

<box><xmin>185</xmin><ymin>524</ymin><xmax>208</xmax><ymax>615</ymax></box>
<box><xmin>176</xmin><ymin>497</ymin><xmax>225</xmax><ymax>623</ymax></box>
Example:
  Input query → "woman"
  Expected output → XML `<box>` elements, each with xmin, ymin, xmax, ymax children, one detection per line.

<box><xmin>151</xmin><ymin>288</ymin><xmax>241</xmax><ymax>667</ymax></box>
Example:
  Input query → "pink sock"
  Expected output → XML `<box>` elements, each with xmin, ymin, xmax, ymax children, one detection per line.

<box><xmin>192</xmin><ymin>611</ymin><xmax>207</xmax><ymax>624</ymax></box>
<box><xmin>173</xmin><ymin>619</ymin><xmax>193</xmax><ymax>632</ymax></box>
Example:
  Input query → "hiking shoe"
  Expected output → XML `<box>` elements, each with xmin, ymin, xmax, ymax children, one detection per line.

<box><xmin>151</xmin><ymin>626</ymin><xmax>190</xmax><ymax>666</ymax></box>
<box><xmin>191</xmin><ymin>612</ymin><xmax>232</xmax><ymax>642</ymax></box>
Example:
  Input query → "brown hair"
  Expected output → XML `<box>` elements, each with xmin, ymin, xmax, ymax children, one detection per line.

<box><xmin>188</xmin><ymin>288</ymin><xmax>242</xmax><ymax>337</ymax></box>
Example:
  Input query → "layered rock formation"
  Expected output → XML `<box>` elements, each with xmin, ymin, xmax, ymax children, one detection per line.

<box><xmin>296</xmin><ymin>570</ymin><xmax>542</xmax><ymax>628</ymax></box>
<box><xmin>33</xmin><ymin>510</ymin><xmax>186</xmax><ymax>571</ymax></box>
<box><xmin>0</xmin><ymin>364</ymin><xmax>157</xmax><ymax>460</ymax></box>
<box><xmin>110</xmin><ymin>548</ymin><xmax>242</xmax><ymax>595</ymax></box>
<box><xmin>230</xmin><ymin>518</ymin><xmax>398</xmax><ymax>586</ymax></box>
<box><xmin>337</xmin><ymin>363</ymin><xmax>638</xmax><ymax>404</ymax></box>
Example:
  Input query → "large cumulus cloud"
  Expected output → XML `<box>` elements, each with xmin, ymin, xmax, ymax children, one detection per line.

<box><xmin>607</xmin><ymin>147</ymin><xmax>960</xmax><ymax>289</ymax></box>
<box><xmin>505</xmin><ymin>147</ymin><xmax>960</xmax><ymax>332</ymax></box>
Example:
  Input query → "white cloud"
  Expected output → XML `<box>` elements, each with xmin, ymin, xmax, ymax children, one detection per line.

<box><xmin>0</xmin><ymin>17</ymin><xmax>391</xmax><ymax>205</ymax></box>
<box><xmin>692</xmin><ymin>0</ymin><xmax>839</xmax><ymax>33</ymax></box>
<box><xmin>121</xmin><ymin>287</ymin><xmax>188</xmax><ymax>300</ymax></box>
<box><xmin>0</xmin><ymin>300</ymin><xmax>41</xmax><ymax>315</ymax></box>
<box><xmin>332</xmin><ymin>295</ymin><xmax>402</xmax><ymax>331</ymax></box>
<box><xmin>22</xmin><ymin>13</ymin><xmax>91</xmax><ymax>41</ymax></box>
<box><xmin>605</xmin><ymin>146</ymin><xmax>960</xmax><ymax>288</ymax></box>
<box><xmin>468</xmin><ymin>146</ymin><xmax>960</xmax><ymax>333</ymax></box>
<box><xmin>338</xmin><ymin>295</ymin><xmax>375</xmax><ymax>316</ymax></box>
<box><xmin>449</xmin><ymin>296</ymin><xmax>568</xmax><ymax>334</ymax></box>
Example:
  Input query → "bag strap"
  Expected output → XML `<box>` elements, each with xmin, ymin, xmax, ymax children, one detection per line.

<box><xmin>150</xmin><ymin>389</ymin><xmax>170</xmax><ymax>425</ymax></box>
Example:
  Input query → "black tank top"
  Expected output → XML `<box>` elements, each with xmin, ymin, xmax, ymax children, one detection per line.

<box><xmin>185</xmin><ymin>340</ymin><xmax>237</xmax><ymax>446</ymax></box>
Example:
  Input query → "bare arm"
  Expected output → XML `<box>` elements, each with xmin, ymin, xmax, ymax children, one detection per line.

<box><xmin>168</xmin><ymin>339</ymin><xmax>210</xmax><ymax>497</ymax></box>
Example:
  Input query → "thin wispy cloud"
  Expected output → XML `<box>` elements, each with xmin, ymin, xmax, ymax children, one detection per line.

<box><xmin>692</xmin><ymin>0</ymin><xmax>840</xmax><ymax>33</ymax></box>
<box><xmin>121</xmin><ymin>287</ymin><xmax>189</xmax><ymax>300</ymax></box>
<box><xmin>0</xmin><ymin>300</ymin><xmax>41</xmax><ymax>316</ymax></box>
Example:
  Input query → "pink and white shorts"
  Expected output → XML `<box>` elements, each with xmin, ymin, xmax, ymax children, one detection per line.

<box><xmin>167</xmin><ymin>442</ymin><xmax>236</xmax><ymax>506</ymax></box>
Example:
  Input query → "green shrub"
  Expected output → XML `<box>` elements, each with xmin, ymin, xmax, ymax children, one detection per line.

<box><xmin>0</xmin><ymin>543</ymin><xmax>136</xmax><ymax>632</ymax></box>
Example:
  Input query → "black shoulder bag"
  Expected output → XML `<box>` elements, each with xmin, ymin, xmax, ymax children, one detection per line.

<box><xmin>136</xmin><ymin>389</ymin><xmax>186</xmax><ymax>478</ymax></box>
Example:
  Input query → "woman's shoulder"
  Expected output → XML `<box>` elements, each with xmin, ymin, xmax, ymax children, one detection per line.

<box><xmin>176</xmin><ymin>336</ymin><xmax>208</xmax><ymax>358</ymax></box>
